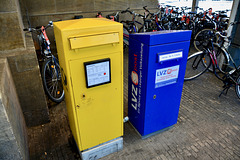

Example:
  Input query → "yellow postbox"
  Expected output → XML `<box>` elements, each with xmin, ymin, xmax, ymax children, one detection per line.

<box><xmin>53</xmin><ymin>18</ymin><xmax>123</xmax><ymax>159</ymax></box>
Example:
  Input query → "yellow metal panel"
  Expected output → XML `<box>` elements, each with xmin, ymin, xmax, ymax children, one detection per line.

<box><xmin>54</xmin><ymin>18</ymin><xmax>123</xmax><ymax>62</ymax></box>
<box><xmin>53</xmin><ymin>18</ymin><xmax>120</xmax><ymax>31</ymax></box>
<box><xmin>53</xmin><ymin>23</ymin><xmax>82</xmax><ymax>148</ymax></box>
<box><xmin>69</xmin><ymin>33</ymin><xmax>119</xmax><ymax>49</ymax></box>
<box><xmin>53</xmin><ymin>18</ymin><xmax>123</xmax><ymax>151</ymax></box>
<box><xmin>69</xmin><ymin>52</ymin><xmax>123</xmax><ymax>150</ymax></box>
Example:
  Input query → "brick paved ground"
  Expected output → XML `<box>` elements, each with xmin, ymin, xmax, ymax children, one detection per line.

<box><xmin>28</xmin><ymin>47</ymin><xmax>240</xmax><ymax>160</ymax></box>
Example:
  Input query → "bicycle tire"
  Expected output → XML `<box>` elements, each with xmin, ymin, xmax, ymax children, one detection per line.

<box><xmin>184</xmin><ymin>51</ymin><xmax>211</xmax><ymax>81</ymax></box>
<box><xmin>130</xmin><ymin>24</ymin><xmax>138</xmax><ymax>33</ymax></box>
<box><xmin>193</xmin><ymin>29</ymin><xmax>217</xmax><ymax>51</ymax></box>
<box><xmin>42</xmin><ymin>58</ymin><xmax>65</xmax><ymax>103</ymax></box>
<box><xmin>123</xmin><ymin>26</ymin><xmax>130</xmax><ymax>47</ymax></box>
<box><xmin>235</xmin><ymin>74</ymin><xmax>240</xmax><ymax>99</ymax></box>
<box><xmin>138</xmin><ymin>26</ymin><xmax>151</xmax><ymax>33</ymax></box>
<box><xmin>138</xmin><ymin>26</ymin><xmax>143</xmax><ymax>33</ymax></box>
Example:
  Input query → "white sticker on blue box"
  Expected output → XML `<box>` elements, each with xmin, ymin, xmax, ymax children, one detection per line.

<box><xmin>159</xmin><ymin>51</ymin><xmax>182</xmax><ymax>62</ymax></box>
<box><xmin>155</xmin><ymin>65</ymin><xmax>179</xmax><ymax>88</ymax></box>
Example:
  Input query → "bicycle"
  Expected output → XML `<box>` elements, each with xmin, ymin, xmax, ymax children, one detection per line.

<box><xmin>95</xmin><ymin>9</ymin><xmax>135</xmax><ymax>49</ymax></box>
<box><xmin>138</xmin><ymin>6</ymin><xmax>163</xmax><ymax>32</ymax></box>
<box><xmin>106</xmin><ymin>11</ymin><xmax>120</xmax><ymax>22</ymax></box>
<box><xmin>105</xmin><ymin>11</ymin><xmax>131</xmax><ymax>49</ymax></box>
<box><xmin>184</xmin><ymin>21</ymin><xmax>240</xmax><ymax>99</ymax></box>
<box><xmin>120</xmin><ymin>8</ymin><xmax>142</xmax><ymax>47</ymax></box>
<box><xmin>23</xmin><ymin>21</ymin><xmax>65</xmax><ymax>103</ymax></box>
<box><xmin>193</xmin><ymin>9</ymin><xmax>228</xmax><ymax>51</ymax></box>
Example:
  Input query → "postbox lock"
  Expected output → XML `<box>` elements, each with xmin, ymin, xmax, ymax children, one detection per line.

<box><xmin>153</xmin><ymin>95</ymin><xmax>156</xmax><ymax>99</ymax></box>
<box><xmin>77</xmin><ymin>105</ymin><xmax>80</xmax><ymax>108</ymax></box>
<box><xmin>83</xmin><ymin>94</ymin><xmax>86</xmax><ymax>98</ymax></box>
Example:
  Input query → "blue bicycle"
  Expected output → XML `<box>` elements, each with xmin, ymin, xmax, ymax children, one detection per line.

<box><xmin>24</xmin><ymin>21</ymin><xmax>64</xmax><ymax>103</ymax></box>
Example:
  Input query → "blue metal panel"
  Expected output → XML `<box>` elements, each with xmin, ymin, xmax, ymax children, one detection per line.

<box><xmin>129</xmin><ymin>30</ymin><xmax>192</xmax><ymax>46</ymax></box>
<box><xmin>143</xmin><ymin>41</ymin><xmax>190</xmax><ymax>136</ymax></box>
<box><xmin>128</xmin><ymin>30</ymin><xmax>191</xmax><ymax>137</ymax></box>
<box><xmin>128</xmin><ymin>37</ymin><xmax>149</xmax><ymax>135</ymax></box>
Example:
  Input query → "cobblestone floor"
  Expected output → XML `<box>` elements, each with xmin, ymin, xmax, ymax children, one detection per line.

<box><xmin>28</xmin><ymin>47</ymin><xmax>240</xmax><ymax>160</ymax></box>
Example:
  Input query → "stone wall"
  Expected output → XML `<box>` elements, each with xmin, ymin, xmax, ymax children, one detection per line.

<box><xmin>0</xmin><ymin>0</ymin><xmax>158</xmax><ymax>128</ymax></box>
<box><xmin>0</xmin><ymin>31</ymin><xmax>50</xmax><ymax>127</ymax></box>
<box><xmin>0</xmin><ymin>11</ymin><xmax>50</xmax><ymax>127</ymax></box>
<box><xmin>0</xmin><ymin>59</ymin><xmax>29</xmax><ymax>160</ymax></box>
<box><xmin>0</xmin><ymin>0</ymin><xmax>25</xmax><ymax>51</ymax></box>
<box><xmin>20</xmin><ymin>0</ymin><xmax>159</xmax><ymax>50</ymax></box>
<box><xmin>7</xmin><ymin>51</ymin><xmax>50</xmax><ymax>127</ymax></box>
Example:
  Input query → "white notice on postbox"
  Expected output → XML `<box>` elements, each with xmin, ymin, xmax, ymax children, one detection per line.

<box><xmin>86</xmin><ymin>61</ymin><xmax>110</xmax><ymax>87</ymax></box>
<box><xmin>159</xmin><ymin>51</ymin><xmax>183</xmax><ymax>62</ymax></box>
<box><xmin>155</xmin><ymin>65</ymin><xmax>179</xmax><ymax>88</ymax></box>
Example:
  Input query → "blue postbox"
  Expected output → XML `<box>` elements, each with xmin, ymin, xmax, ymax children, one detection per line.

<box><xmin>128</xmin><ymin>30</ymin><xmax>192</xmax><ymax>138</ymax></box>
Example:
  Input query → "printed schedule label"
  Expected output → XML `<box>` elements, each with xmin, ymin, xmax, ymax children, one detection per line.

<box><xmin>85</xmin><ymin>59</ymin><xmax>111</xmax><ymax>88</ymax></box>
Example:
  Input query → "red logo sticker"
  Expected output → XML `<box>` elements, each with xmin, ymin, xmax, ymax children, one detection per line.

<box><xmin>131</xmin><ymin>71</ymin><xmax>138</xmax><ymax>85</ymax></box>
<box><xmin>167</xmin><ymin>69</ymin><xmax>172</xmax><ymax>74</ymax></box>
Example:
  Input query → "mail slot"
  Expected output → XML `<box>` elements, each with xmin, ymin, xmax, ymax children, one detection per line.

<box><xmin>69</xmin><ymin>32</ymin><xmax>119</xmax><ymax>49</ymax></box>
<box><xmin>54</xmin><ymin>18</ymin><xmax>123</xmax><ymax>160</ymax></box>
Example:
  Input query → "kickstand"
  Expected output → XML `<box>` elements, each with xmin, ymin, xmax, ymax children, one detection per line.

<box><xmin>219</xmin><ymin>85</ymin><xmax>231</xmax><ymax>97</ymax></box>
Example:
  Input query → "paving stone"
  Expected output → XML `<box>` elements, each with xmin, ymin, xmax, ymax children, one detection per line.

<box><xmin>159</xmin><ymin>154</ymin><xmax>168</xmax><ymax>160</ymax></box>
<box><xmin>27</xmin><ymin>48</ymin><xmax>240</xmax><ymax>160</ymax></box>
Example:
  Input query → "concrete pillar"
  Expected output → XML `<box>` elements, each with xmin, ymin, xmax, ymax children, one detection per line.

<box><xmin>0</xmin><ymin>59</ymin><xmax>29</xmax><ymax>160</ymax></box>
<box><xmin>0</xmin><ymin>0</ymin><xmax>50</xmax><ymax>127</ymax></box>
<box><xmin>191</xmin><ymin>0</ymin><xmax>199</xmax><ymax>12</ymax></box>
<box><xmin>7</xmin><ymin>53</ymin><xmax>50</xmax><ymax>127</ymax></box>
<box><xmin>0</xmin><ymin>0</ymin><xmax>26</xmax><ymax>51</ymax></box>
<box><xmin>227</xmin><ymin>0</ymin><xmax>239</xmax><ymax>37</ymax></box>
<box><xmin>227</xmin><ymin>0</ymin><xmax>240</xmax><ymax>66</ymax></box>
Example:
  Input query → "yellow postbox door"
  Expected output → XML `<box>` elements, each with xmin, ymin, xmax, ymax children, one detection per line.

<box><xmin>69</xmin><ymin>52</ymin><xmax>123</xmax><ymax>150</ymax></box>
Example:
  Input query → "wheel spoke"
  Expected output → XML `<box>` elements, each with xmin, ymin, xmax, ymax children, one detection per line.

<box><xmin>42</xmin><ymin>59</ymin><xmax>64</xmax><ymax>102</ymax></box>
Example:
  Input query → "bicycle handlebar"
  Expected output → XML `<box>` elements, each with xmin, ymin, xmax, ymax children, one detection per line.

<box><xmin>215</xmin><ymin>21</ymin><xmax>239</xmax><ymax>40</ymax></box>
<box><xmin>23</xmin><ymin>21</ymin><xmax>53</xmax><ymax>32</ymax></box>
<box><xmin>23</xmin><ymin>27</ymin><xmax>39</xmax><ymax>32</ymax></box>
<box><xmin>215</xmin><ymin>31</ymin><xmax>228</xmax><ymax>39</ymax></box>
<box><xmin>142</xmin><ymin>6</ymin><xmax>159</xmax><ymax>18</ymax></box>
<box><xmin>143</xmin><ymin>6</ymin><xmax>150</xmax><ymax>13</ymax></box>
<box><xmin>121</xmin><ymin>7</ymin><xmax>132</xmax><ymax>14</ymax></box>
<box><xmin>230</xmin><ymin>21</ymin><xmax>240</xmax><ymax>25</ymax></box>
<box><xmin>121</xmin><ymin>8</ymin><xmax>144</xmax><ymax>18</ymax></box>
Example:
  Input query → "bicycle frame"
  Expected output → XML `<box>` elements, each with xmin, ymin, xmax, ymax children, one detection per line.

<box><xmin>204</xmin><ymin>39</ymin><xmax>239</xmax><ymax>84</ymax></box>
<box><xmin>37</xmin><ymin>25</ymin><xmax>52</xmax><ymax>59</ymax></box>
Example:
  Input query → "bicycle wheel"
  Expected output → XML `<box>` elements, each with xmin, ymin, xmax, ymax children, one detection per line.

<box><xmin>123</xmin><ymin>26</ymin><xmax>130</xmax><ymax>47</ymax></box>
<box><xmin>235</xmin><ymin>74</ymin><xmax>240</xmax><ymax>99</ymax></box>
<box><xmin>193</xmin><ymin>29</ymin><xmax>216</xmax><ymax>51</ymax></box>
<box><xmin>42</xmin><ymin>58</ymin><xmax>65</xmax><ymax>103</ymax></box>
<box><xmin>184</xmin><ymin>51</ymin><xmax>211</xmax><ymax>81</ymax></box>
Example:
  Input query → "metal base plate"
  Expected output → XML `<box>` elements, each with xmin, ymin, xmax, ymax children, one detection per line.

<box><xmin>80</xmin><ymin>137</ymin><xmax>123</xmax><ymax>160</ymax></box>
<box><xmin>129</xmin><ymin>122</ymin><xmax>174</xmax><ymax>139</ymax></box>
